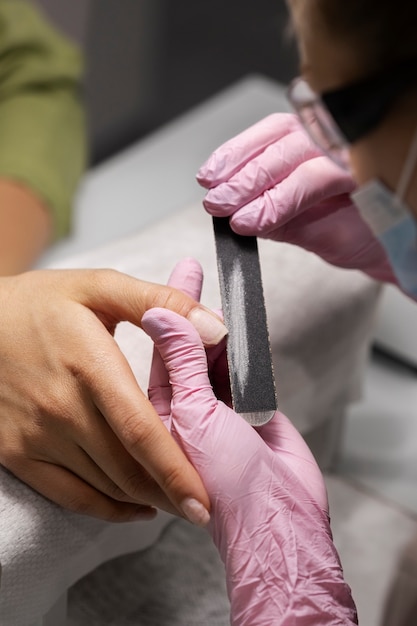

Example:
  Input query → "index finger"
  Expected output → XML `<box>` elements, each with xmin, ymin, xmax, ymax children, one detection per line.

<box><xmin>202</xmin><ymin>128</ymin><xmax>321</xmax><ymax>216</ymax></box>
<box><xmin>63</xmin><ymin>268</ymin><xmax>227</xmax><ymax>348</ymax></box>
<box><xmin>196</xmin><ymin>113</ymin><xmax>300</xmax><ymax>188</ymax></box>
<box><xmin>80</xmin><ymin>330</ymin><xmax>211</xmax><ymax>523</ymax></box>
<box><xmin>167</xmin><ymin>257</ymin><xmax>204</xmax><ymax>300</ymax></box>
<box><xmin>148</xmin><ymin>258</ymin><xmax>204</xmax><ymax>418</ymax></box>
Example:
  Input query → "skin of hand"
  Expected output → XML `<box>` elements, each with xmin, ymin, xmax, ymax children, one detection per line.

<box><xmin>197</xmin><ymin>113</ymin><xmax>396</xmax><ymax>285</ymax></box>
<box><xmin>0</xmin><ymin>179</ymin><xmax>53</xmax><ymax>275</ymax></box>
<box><xmin>143</xmin><ymin>258</ymin><xmax>357</xmax><ymax>625</ymax></box>
<box><xmin>0</xmin><ymin>267</ymin><xmax>228</xmax><ymax>523</ymax></box>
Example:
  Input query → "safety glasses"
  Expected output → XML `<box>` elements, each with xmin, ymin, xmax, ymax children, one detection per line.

<box><xmin>287</xmin><ymin>56</ymin><xmax>417</xmax><ymax>171</ymax></box>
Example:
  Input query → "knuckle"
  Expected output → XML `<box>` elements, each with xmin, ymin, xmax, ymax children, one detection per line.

<box><xmin>159</xmin><ymin>462</ymin><xmax>187</xmax><ymax>497</ymax></box>
<box><xmin>1</xmin><ymin>416</ymin><xmax>48</xmax><ymax>462</ymax></box>
<box><xmin>63</xmin><ymin>493</ymin><xmax>124</xmax><ymax>522</ymax></box>
<box><xmin>98</xmin><ymin>268</ymin><xmax>124</xmax><ymax>290</ymax></box>
<box><xmin>117</xmin><ymin>412</ymin><xmax>187</xmax><ymax>500</ymax></box>
<box><xmin>30</xmin><ymin>396</ymin><xmax>76</xmax><ymax>441</ymax></box>
<box><xmin>103</xmin><ymin>479</ymin><xmax>131</xmax><ymax>502</ymax></box>
<box><xmin>34</xmin><ymin>392</ymin><xmax>68</xmax><ymax>421</ymax></box>
<box><xmin>0</xmin><ymin>443</ymin><xmax>25</xmax><ymax>472</ymax></box>
<box><xmin>65</xmin><ymin>493</ymin><xmax>97</xmax><ymax>517</ymax></box>
<box><xmin>118</xmin><ymin>410</ymin><xmax>158</xmax><ymax>451</ymax></box>
<box><xmin>120</xmin><ymin>469</ymin><xmax>154</xmax><ymax>502</ymax></box>
<box><xmin>149</xmin><ymin>285</ymin><xmax>192</xmax><ymax>318</ymax></box>
<box><xmin>101</xmin><ymin>505</ymin><xmax>133</xmax><ymax>524</ymax></box>
<box><xmin>81</xmin><ymin>268</ymin><xmax>122</xmax><ymax>302</ymax></box>
<box><xmin>29</xmin><ymin>373</ymin><xmax>76</xmax><ymax>415</ymax></box>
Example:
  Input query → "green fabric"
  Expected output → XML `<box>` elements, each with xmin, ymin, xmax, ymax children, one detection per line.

<box><xmin>0</xmin><ymin>0</ymin><xmax>86</xmax><ymax>239</ymax></box>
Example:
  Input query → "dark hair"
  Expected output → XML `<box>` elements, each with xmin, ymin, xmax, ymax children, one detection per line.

<box><xmin>315</xmin><ymin>1</ymin><xmax>417</xmax><ymax>73</ymax></box>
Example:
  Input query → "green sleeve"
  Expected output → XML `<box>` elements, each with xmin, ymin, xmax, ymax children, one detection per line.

<box><xmin>0</xmin><ymin>0</ymin><xmax>87</xmax><ymax>239</ymax></box>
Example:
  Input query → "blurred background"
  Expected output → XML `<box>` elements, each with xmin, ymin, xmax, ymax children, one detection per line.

<box><xmin>32</xmin><ymin>0</ymin><xmax>299</xmax><ymax>163</ymax></box>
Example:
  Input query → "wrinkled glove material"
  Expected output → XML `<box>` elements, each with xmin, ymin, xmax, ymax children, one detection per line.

<box><xmin>197</xmin><ymin>113</ymin><xmax>395</xmax><ymax>284</ymax></box>
<box><xmin>143</xmin><ymin>258</ymin><xmax>358</xmax><ymax>625</ymax></box>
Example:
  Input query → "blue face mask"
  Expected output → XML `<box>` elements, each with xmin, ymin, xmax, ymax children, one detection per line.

<box><xmin>351</xmin><ymin>129</ymin><xmax>417</xmax><ymax>299</ymax></box>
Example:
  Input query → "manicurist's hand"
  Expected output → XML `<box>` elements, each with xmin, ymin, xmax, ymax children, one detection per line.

<box><xmin>144</xmin><ymin>258</ymin><xmax>358</xmax><ymax>625</ymax></box>
<box><xmin>0</xmin><ymin>268</ymin><xmax>226</xmax><ymax>523</ymax></box>
<box><xmin>197</xmin><ymin>113</ymin><xmax>395</xmax><ymax>284</ymax></box>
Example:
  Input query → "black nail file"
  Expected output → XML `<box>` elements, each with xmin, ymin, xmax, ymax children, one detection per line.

<box><xmin>212</xmin><ymin>216</ymin><xmax>277</xmax><ymax>426</ymax></box>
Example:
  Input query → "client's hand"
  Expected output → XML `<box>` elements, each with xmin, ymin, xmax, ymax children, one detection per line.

<box><xmin>0</xmin><ymin>268</ymin><xmax>227</xmax><ymax>523</ymax></box>
<box><xmin>143</xmin><ymin>258</ymin><xmax>358</xmax><ymax>625</ymax></box>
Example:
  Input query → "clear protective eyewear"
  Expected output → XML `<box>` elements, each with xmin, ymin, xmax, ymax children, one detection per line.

<box><xmin>287</xmin><ymin>56</ymin><xmax>417</xmax><ymax>172</ymax></box>
<box><xmin>287</xmin><ymin>77</ymin><xmax>350</xmax><ymax>170</ymax></box>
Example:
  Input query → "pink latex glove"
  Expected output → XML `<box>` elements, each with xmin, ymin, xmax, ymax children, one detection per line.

<box><xmin>197</xmin><ymin>113</ymin><xmax>396</xmax><ymax>284</ymax></box>
<box><xmin>142</xmin><ymin>258</ymin><xmax>358</xmax><ymax>625</ymax></box>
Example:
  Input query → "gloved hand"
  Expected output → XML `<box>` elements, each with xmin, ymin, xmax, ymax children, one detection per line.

<box><xmin>142</xmin><ymin>258</ymin><xmax>358</xmax><ymax>625</ymax></box>
<box><xmin>197</xmin><ymin>112</ymin><xmax>396</xmax><ymax>284</ymax></box>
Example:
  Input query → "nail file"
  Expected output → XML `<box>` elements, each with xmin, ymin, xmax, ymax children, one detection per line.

<box><xmin>212</xmin><ymin>216</ymin><xmax>277</xmax><ymax>426</ymax></box>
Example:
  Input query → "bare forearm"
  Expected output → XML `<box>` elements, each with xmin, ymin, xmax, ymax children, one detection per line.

<box><xmin>0</xmin><ymin>179</ymin><xmax>52</xmax><ymax>275</ymax></box>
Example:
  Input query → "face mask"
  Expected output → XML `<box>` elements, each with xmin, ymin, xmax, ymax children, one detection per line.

<box><xmin>351</xmin><ymin>127</ymin><xmax>417</xmax><ymax>298</ymax></box>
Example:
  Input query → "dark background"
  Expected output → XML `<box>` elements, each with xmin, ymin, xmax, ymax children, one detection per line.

<box><xmin>157</xmin><ymin>2</ymin><xmax>299</xmax><ymax>131</ymax></box>
<box><xmin>34</xmin><ymin>0</ymin><xmax>299</xmax><ymax>163</ymax></box>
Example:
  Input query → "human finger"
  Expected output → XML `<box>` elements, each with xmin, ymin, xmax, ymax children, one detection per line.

<box><xmin>38</xmin><ymin>268</ymin><xmax>214</xmax><ymax>522</ymax></box>
<box><xmin>148</xmin><ymin>257</ymin><xmax>205</xmax><ymax>423</ymax></box>
<box><xmin>202</xmin><ymin>127</ymin><xmax>321</xmax><ymax>216</ymax></box>
<box><xmin>0</xmin><ymin>369</ymin><xmax>177</xmax><ymax>515</ymax></box>
<box><xmin>142</xmin><ymin>308</ymin><xmax>259</xmax><ymax>478</ymax></box>
<box><xmin>16</xmin><ymin>459</ymin><xmax>157</xmax><ymax>522</ymax></box>
<box><xmin>143</xmin><ymin>308</ymin><xmax>218</xmax><ymax>427</ymax></box>
<box><xmin>74</xmin><ymin>410</ymin><xmax>179</xmax><ymax>512</ymax></box>
<box><xmin>67</xmin><ymin>268</ymin><xmax>226</xmax><ymax>348</ymax></box>
<box><xmin>142</xmin><ymin>307</ymin><xmax>234</xmax><ymax>456</ymax></box>
<box><xmin>196</xmin><ymin>113</ymin><xmax>301</xmax><ymax>187</ymax></box>
<box><xmin>228</xmin><ymin>155</ymin><xmax>356</xmax><ymax>236</ymax></box>
<box><xmin>166</xmin><ymin>257</ymin><xmax>204</xmax><ymax>300</ymax></box>
<box><xmin>76</xmin><ymin>326</ymin><xmax>211</xmax><ymax>525</ymax></box>
<box><xmin>256</xmin><ymin>412</ymin><xmax>328</xmax><ymax>512</ymax></box>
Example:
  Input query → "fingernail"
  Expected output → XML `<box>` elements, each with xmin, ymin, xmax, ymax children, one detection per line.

<box><xmin>187</xmin><ymin>307</ymin><xmax>228</xmax><ymax>346</ymax></box>
<box><xmin>132</xmin><ymin>507</ymin><xmax>158</xmax><ymax>521</ymax></box>
<box><xmin>181</xmin><ymin>497</ymin><xmax>211</xmax><ymax>527</ymax></box>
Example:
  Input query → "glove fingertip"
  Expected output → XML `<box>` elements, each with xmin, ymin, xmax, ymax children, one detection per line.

<box><xmin>141</xmin><ymin>307</ymin><xmax>168</xmax><ymax>336</ymax></box>
<box><xmin>196</xmin><ymin>158</ymin><xmax>221</xmax><ymax>187</ymax></box>
<box><xmin>196</xmin><ymin>168</ymin><xmax>210</xmax><ymax>187</ymax></box>
<box><xmin>168</xmin><ymin>258</ymin><xmax>203</xmax><ymax>300</ymax></box>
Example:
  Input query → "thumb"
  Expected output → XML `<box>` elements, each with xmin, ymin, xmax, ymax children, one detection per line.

<box><xmin>258</xmin><ymin>412</ymin><xmax>328</xmax><ymax>512</ymax></box>
<box><xmin>142</xmin><ymin>308</ymin><xmax>218</xmax><ymax>427</ymax></box>
<box><xmin>147</xmin><ymin>258</ymin><xmax>205</xmax><ymax>424</ymax></box>
<box><xmin>166</xmin><ymin>257</ymin><xmax>203</xmax><ymax>301</ymax></box>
